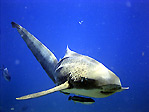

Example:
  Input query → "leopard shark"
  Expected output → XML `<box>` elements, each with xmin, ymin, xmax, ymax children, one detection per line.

<box><xmin>11</xmin><ymin>22</ymin><xmax>128</xmax><ymax>103</ymax></box>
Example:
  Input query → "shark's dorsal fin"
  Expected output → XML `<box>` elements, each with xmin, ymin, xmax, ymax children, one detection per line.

<box><xmin>64</xmin><ymin>46</ymin><xmax>81</xmax><ymax>58</ymax></box>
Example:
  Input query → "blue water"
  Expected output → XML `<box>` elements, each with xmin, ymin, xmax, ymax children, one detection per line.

<box><xmin>0</xmin><ymin>0</ymin><xmax>148</xmax><ymax>112</ymax></box>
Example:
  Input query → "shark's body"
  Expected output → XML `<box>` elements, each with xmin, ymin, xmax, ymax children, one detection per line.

<box><xmin>11</xmin><ymin>22</ymin><xmax>128</xmax><ymax>102</ymax></box>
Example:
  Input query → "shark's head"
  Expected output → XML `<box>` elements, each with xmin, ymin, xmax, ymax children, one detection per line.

<box><xmin>54</xmin><ymin>47</ymin><xmax>129</xmax><ymax>98</ymax></box>
<box><xmin>62</xmin><ymin>61</ymin><xmax>128</xmax><ymax>98</ymax></box>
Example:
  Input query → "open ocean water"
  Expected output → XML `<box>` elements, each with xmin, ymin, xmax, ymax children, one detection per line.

<box><xmin>0</xmin><ymin>0</ymin><xmax>148</xmax><ymax>112</ymax></box>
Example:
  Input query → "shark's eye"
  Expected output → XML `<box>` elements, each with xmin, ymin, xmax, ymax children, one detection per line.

<box><xmin>80</xmin><ymin>77</ymin><xmax>88</xmax><ymax>82</ymax></box>
<box><xmin>81</xmin><ymin>77</ymin><xmax>85</xmax><ymax>82</ymax></box>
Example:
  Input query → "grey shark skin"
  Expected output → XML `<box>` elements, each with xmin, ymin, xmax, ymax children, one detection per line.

<box><xmin>11</xmin><ymin>22</ymin><xmax>128</xmax><ymax>101</ymax></box>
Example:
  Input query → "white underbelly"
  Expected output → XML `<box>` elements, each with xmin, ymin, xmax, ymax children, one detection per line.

<box><xmin>62</xmin><ymin>88</ymin><xmax>112</xmax><ymax>98</ymax></box>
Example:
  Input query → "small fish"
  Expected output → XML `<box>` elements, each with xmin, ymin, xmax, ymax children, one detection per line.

<box><xmin>68</xmin><ymin>96</ymin><xmax>95</xmax><ymax>104</ymax></box>
<box><xmin>0</xmin><ymin>65</ymin><xmax>11</xmax><ymax>81</ymax></box>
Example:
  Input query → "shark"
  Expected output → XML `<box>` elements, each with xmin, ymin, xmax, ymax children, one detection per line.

<box><xmin>11</xmin><ymin>22</ymin><xmax>128</xmax><ymax>103</ymax></box>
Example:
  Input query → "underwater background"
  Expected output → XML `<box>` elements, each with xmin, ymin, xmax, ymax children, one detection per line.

<box><xmin>0</xmin><ymin>0</ymin><xmax>148</xmax><ymax>112</ymax></box>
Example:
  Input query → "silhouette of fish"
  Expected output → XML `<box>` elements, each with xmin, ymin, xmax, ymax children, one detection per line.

<box><xmin>0</xmin><ymin>65</ymin><xmax>11</xmax><ymax>81</ymax></box>
<box><xmin>68</xmin><ymin>96</ymin><xmax>95</xmax><ymax>104</ymax></box>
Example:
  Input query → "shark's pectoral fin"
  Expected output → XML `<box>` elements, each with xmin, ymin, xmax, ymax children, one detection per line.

<box><xmin>11</xmin><ymin>22</ymin><xmax>58</xmax><ymax>83</ymax></box>
<box><xmin>16</xmin><ymin>81</ymin><xmax>70</xmax><ymax>100</ymax></box>
<box><xmin>122</xmin><ymin>87</ymin><xmax>129</xmax><ymax>90</ymax></box>
<box><xmin>117</xmin><ymin>87</ymin><xmax>129</xmax><ymax>92</ymax></box>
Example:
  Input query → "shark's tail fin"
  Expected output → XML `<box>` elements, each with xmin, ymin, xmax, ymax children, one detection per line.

<box><xmin>11</xmin><ymin>22</ymin><xmax>58</xmax><ymax>83</ymax></box>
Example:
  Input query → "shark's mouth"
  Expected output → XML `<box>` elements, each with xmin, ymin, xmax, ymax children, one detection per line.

<box><xmin>100</xmin><ymin>91</ymin><xmax>114</xmax><ymax>95</ymax></box>
<box><xmin>99</xmin><ymin>84</ymin><xmax>122</xmax><ymax>95</ymax></box>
